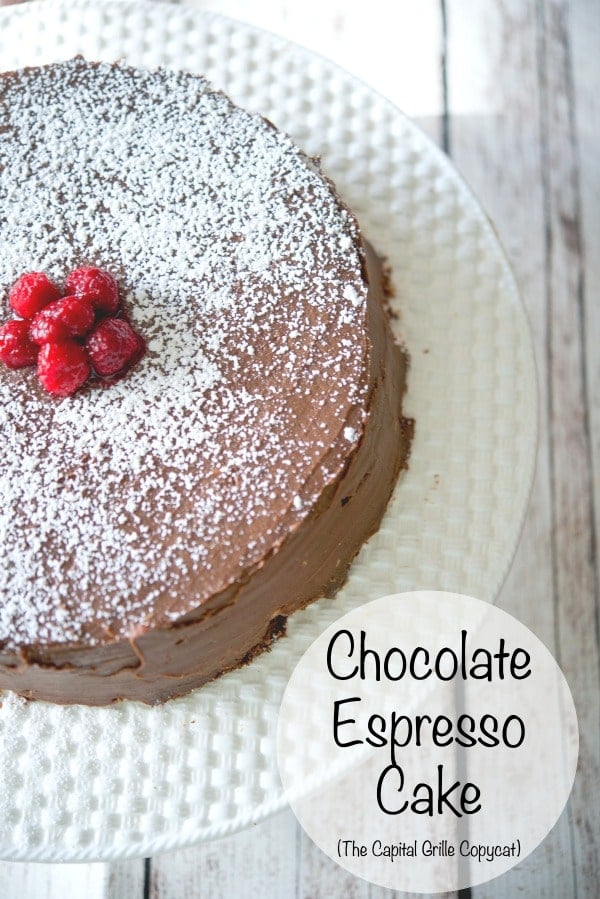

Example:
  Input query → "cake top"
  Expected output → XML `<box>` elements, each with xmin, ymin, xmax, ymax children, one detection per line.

<box><xmin>0</xmin><ymin>58</ymin><xmax>369</xmax><ymax>648</ymax></box>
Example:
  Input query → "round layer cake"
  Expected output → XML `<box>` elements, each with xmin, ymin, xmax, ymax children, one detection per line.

<box><xmin>0</xmin><ymin>58</ymin><xmax>412</xmax><ymax>705</ymax></box>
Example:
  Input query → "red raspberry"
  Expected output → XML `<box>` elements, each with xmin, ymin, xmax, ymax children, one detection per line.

<box><xmin>0</xmin><ymin>319</ymin><xmax>39</xmax><ymax>368</ymax></box>
<box><xmin>8</xmin><ymin>272</ymin><xmax>61</xmax><ymax>319</ymax></box>
<box><xmin>29</xmin><ymin>296</ymin><xmax>95</xmax><ymax>345</ymax></box>
<box><xmin>85</xmin><ymin>318</ymin><xmax>142</xmax><ymax>376</ymax></box>
<box><xmin>37</xmin><ymin>341</ymin><xmax>91</xmax><ymax>397</ymax></box>
<box><xmin>65</xmin><ymin>267</ymin><xmax>119</xmax><ymax>315</ymax></box>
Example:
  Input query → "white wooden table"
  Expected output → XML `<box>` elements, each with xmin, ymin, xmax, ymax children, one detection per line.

<box><xmin>0</xmin><ymin>1</ymin><xmax>598</xmax><ymax>896</ymax></box>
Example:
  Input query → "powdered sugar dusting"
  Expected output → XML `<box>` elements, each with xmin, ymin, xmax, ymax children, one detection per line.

<box><xmin>0</xmin><ymin>59</ymin><xmax>369</xmax><ymax>648</ymax></box>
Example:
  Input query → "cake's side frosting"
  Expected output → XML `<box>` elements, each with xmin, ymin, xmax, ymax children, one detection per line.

<box><xmin>0</xmin><ymin>59</ymin><xmax>412</xmax><ymax>705</ymax></box>
<box><xmin>1</xmin><ymin>244</ymin><xmax>412</xmax><ymax>705</ymax></box>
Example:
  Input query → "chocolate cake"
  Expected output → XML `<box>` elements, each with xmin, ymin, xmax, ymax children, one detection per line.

<box><xmin>0</xmin><ymin>58</ymin><xmax>412</xmax><ymax>705</ymax></box>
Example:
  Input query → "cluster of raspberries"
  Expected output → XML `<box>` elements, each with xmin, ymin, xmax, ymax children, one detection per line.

<box><xmin>0</xmin><ymin>268</ymin><xmax>144</xmax><ymax>396</ymax></box>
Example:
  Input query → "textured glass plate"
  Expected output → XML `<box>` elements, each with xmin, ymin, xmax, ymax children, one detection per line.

<box><xmin>0</xmin><ymin>0</ymin><xmax>537</xmax><ymax>861</ymax></box>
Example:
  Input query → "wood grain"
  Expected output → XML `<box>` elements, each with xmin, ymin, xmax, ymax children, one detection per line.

<box><xmin>150</xmin><ymin>810</ymin><xmax>298</xmax><ymax>898</ymax></box>
<box><xmin>0</xmin><ymin>860</ymin><xmax>145</xmax><ymax>898</ymax></box>
<box><xmin>540</xmin><ymin>1</ymin><xmax>600</xmax><ymax>894</ymax></box>
<box><xmin>572</xmin><ymin>0</ymin><xmax>600</xmax><ymax>596</ymax></box>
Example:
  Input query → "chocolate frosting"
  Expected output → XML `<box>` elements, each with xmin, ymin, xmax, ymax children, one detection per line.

<box><xmin>0</xmin><ymin>59</ymin><xmax>412</xmax><ymax>704</ymax></box>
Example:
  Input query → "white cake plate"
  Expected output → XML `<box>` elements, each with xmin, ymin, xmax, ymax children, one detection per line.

<box><xmin>0</xmin><ymin>0</ymin><xmax>537</xmax><ymax>861</ymax></box>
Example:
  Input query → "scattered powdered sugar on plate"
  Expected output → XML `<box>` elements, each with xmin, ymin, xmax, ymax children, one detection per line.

<box><xmin>0</xmin><ymin>59</ymin><xmax>369</xmax><ymax>648</ymax></box>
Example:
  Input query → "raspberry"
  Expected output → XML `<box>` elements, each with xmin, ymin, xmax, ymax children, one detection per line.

<box><xmin>65</xmin><ymin>267</ymin><xmax>119</xmax><ymax>315</ymax></box>
<box><xmin>85</xmin><ymin>318</ymin><xmax>142</xmax><ymax>376</ymax></box>
<box><xmin>37</xmin><ymin>341</ymin><xmax>91</xmax><ymax>397</ymax></box>
<box><xmin>29</xmin><ymin>296</ymin><xmax>95</xmax><ymax>345</ymax></box>
<box><xmin>0</xmin><ymin>319</ymin><xmax>39</xmax><ymax>368</ymax></box>
<box><xmin>8</xmin><ymin>272</ymin><xmax>61</xmax><ymax>319</ymax></box>
<box><xmin>3</xmin><ymin>266</ymin><xmax>141</xmax><ymax>395</ymax></box>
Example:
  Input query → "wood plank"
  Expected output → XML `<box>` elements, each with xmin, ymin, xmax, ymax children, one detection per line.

<box><xmin>541</xmin><ymin>0</ymin><xmax>600</xmax><ymax>895</ymax></box>
<box><xmin>445</xmin><ymin>0</ymin><xmax>575</xmax><ymax>895</ymax></box>
<box><xmin>569</xmin><ymin>1</ymin><xmax>600</xmax><ymax>878</ymax></box>
<box><xmin>571</xmin><ymin>0</ymin><xmax>600</xmax><ymax>688</ymax></box>
<box><xmin>296</xmin><ymin>828</ymin><xmax>371</xmax><ymax>899</ymax></box>
<box><xmin>105</xmin><ymin>859</ymin><xmax>147</xmax><ymax>899</ymax></box>
<box><xmin>150</xmin><ymin>809</ymin><xmax>297</xmax><ymax>898</ymax></box>
<box><xmin>0</xmin><ymin>860</ymin><xmax>145</xmax><ymax>899</ymax></box>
